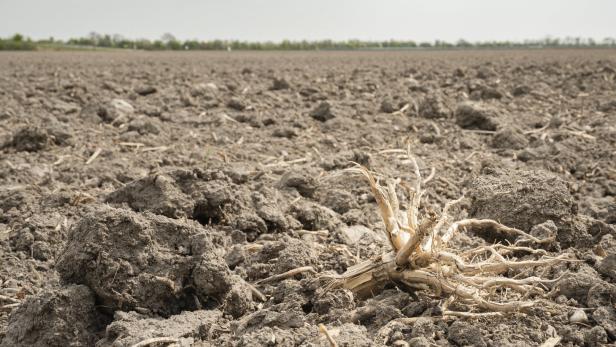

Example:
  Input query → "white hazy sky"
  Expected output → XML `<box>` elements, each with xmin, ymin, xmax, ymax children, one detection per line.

<box><xmin>1</xmin><ymin>0</ymin><xmax>614</xmax><ymax>42</ymax></box>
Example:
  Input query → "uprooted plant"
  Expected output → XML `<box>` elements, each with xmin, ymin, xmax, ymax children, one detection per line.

<box><xmin>321</xmin><ymin>148</ymin><xmax>575</xmax><ymax>317</ymax></box>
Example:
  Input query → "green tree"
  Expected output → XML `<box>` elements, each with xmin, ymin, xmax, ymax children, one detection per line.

<box><xmin>11</xmin><ymin>33</ymin><xmax>23</xmax><ymax>42</ymax></box>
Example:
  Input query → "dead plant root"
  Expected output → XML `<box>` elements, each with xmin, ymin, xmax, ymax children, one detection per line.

<box><xmin>320</xmin><ymin>147</ymin><xmax>575</xmax><ymax>317</ymax></box>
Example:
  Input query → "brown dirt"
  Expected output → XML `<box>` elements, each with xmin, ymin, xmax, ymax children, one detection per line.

<box><xmin>0</xmin><ymin>49</ymin><xmax>615</xmax><ymax>346</ymax></box>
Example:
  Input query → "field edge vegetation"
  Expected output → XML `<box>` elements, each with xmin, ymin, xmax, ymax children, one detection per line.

<box><xmin>2</xmin><ymin>32</ymin><xmax>616</xmax><ymax>51</ymax></box>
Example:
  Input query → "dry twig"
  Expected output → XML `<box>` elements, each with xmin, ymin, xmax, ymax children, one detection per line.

<box><xmin>85</xmin><ymin>147</ymin><xmax>102</xmax><ymax>165</ymax></box>
<box><xmin>255</xmin><ymin>266</ymin><xmax>316</xmax><ymax>285</ymax></box>
<box><xmin>318</xmin><ymin>324</ymin><xmax>339</xmax><ymax>347</ymax></box>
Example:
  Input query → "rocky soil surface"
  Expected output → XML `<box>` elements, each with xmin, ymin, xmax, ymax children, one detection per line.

<box><xmin>0</xmin><ymin>50</ymin><xmax>615</xmax><ymax>346</ymax></box>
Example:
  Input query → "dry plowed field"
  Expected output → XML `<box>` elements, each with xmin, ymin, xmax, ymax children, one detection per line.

<box><xmin>1</xmin><ymin>50</ymin><xmax>615</xmax><ymax>346</ymax></box>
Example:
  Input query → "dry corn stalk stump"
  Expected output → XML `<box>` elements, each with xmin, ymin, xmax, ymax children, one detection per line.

<box><xmin>320</xmin><ymin>148</ymin><xmax>574</xmax><ymax>317</ymax></box>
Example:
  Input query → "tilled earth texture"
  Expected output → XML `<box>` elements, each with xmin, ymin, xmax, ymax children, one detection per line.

<box><xmin>0</xmin><ymin>50</ymin><xmax>615</xmax><ymax>347</ymax></box>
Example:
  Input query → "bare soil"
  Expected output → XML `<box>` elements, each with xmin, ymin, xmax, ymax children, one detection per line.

<box><xmin>0</xmin><ymin>50</ymin><xmax>615</xmax><ymax>346</ymax></box>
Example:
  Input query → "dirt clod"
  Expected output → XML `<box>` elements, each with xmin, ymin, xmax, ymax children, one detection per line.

<box><xmin>455</xmin><ymin>101</ymin><xmax>502</xmax><ymax>130</ymax></box>
<box><xmin>418</xmin><ymin>94</ymin><xmax>450</xmax><ymax>119</ymax></box>
<box><xmin>4</xmin><ymin>126</ymin><xmax>51</xmax><ymax>152</ymax></box>
<box><xmin>598</xmin><ymin>254</ymin><xmax>616</xmax><ymax>280</ymax></box>
<box><xmin>380</xmin><ymin>99</ymin><xmax>397</xmax><ymax>113</ymax></box>
<box><xmin>468</xmin><ymin>168</ymin><xmax>576</xmax><ymax>232</ymax></box>
<box><xmin>491</xmin><ymin>127</ymin><xmax>529</xmax><ymax>149</ymax></box>
<box><xmin>448</xmin><ymin>320</ymin><xmax>487</xmax><ymax>347</ymax></box>
<box><xmin>310</xmin><ymin>101</ymin><xmax>335</xmax><ymax>121</ymax></box>
<box><xmin>100</xmin><ymin>99</ymin><xmax>134</xmax><ymax>123</ymax></box>
<box><xmin>557</xmin><ymin>264</ymin><xmax>606</xmax><ymax>306</ymax></box>
<box><xmin>279</xmin><ymin>169</ymin><xmax>319</xmax><ymax>197</ymax></box>
<box><xmin>270</xmin><ymin>77</ymin><xmax>291</xmax><ymax>90</ymax></box>
<box><xmin>98</xmin><ymin>310</ymin><xmax>223</xmax><ymax>347</ymax></box>
<box><xmin>106</xmin><ymin>174</ymin><xmax>193</xmax><ymax>219</ymax></box>
<box><xmin>126</xmin><ymin>117</ymin><xmax>161</xmax><ymax>135</ymax></box>
<box><xmin>134</xmin><ymin>85</ymin><xmax>157</xmax><ymax>96</ymax></box>
<box><xmin>227</xmin><ymin>97</ymin><xmax>247</xmax><ymax>111</ymax></box>
<box><xmin>585</xmin><ymin>326</ymin><xmax>609</xmax><ymax>347</ymax></box>
<box><xmin>593</xmin><ymin>306</ymin><xmax>616</xmax><ymax>339</ymax></box>
<box><xmin>56</xmin><ymin>205</ymin><xmax>216</xmax><ymax>316</ymax></box>
<box><xmin>1</xmin><ymin>285</ymin><xmax>105</xmax><ymax>347</ymax></box>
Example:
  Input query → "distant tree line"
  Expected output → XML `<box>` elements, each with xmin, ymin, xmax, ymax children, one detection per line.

<box><xmin>2</xmin><ymin>32</ymin><xmax>616</xmax><ymax>51</ymax></box>
<box><xmin>0</xmin><ymin>34</ymin><xmax>37</xmax><ymax>50</ymax></box>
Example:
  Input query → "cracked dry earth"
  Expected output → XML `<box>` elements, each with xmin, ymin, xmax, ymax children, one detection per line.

<box><xmin>0</xmin><ymin>50</ymin><xmax>615</xmax><ymax>346</ymax></box>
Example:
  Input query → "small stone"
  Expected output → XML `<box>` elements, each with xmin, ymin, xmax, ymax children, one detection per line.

<box><xmin>569</xmin><ymin>309</ymin><xmax>588</xmax><ymax>323</ymax></box>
